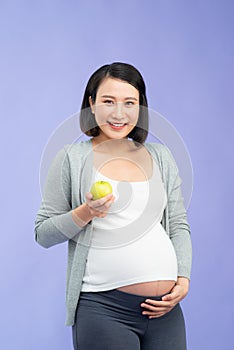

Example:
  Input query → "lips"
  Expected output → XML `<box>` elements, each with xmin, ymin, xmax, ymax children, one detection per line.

<box><xmin>107</xmin><ymin>121</ymin><xmax>127</xmax><ymax>130</ymax></box>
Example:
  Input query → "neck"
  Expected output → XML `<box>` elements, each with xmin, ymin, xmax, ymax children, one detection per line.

<box><xmin>91</xmin><ymin>137</ymin><xmax>140</xmax><ymax>154</ymax></box>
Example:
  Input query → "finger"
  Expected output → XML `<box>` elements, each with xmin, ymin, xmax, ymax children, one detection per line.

<box><xmin>110</xmin><ymin>195</ymin><xmax>115</xmax><ymax>203</ymax></box>
<box><xmin>97</xmin><ymin>193</ymin><xmax>114</xmax><ymax>203</ymax></box>
<box><xmin>149</xmin><ymin>312</ymin><xmax>168</xmax><ymax>319</ymax></box>
<box><xmin>162</xmin><ymin>293</ymin><xmax>176</xmax><ymax>301</ymax></box>
<box><xmin>94</xmin><ymin>202</ymin><xmax>113</xmax><ymax>215</ymax></box>
<box><xmin>86</xmin><ymin>192</ymin><xmax>114</xmax><ymax>205</ymax></box>
<box><xmin>94</xmin><ymin>198</ymin><xmax>116</xmax><ymax>214</ymax></box>
<box><xmin>141</xmin><ymin>302</ymin><xmax>169</xmax><ymax>312</ymax></box>
<box><xmin>143</xmin><ymin>299</ymin><xmax>170</xmax><ymax>307</ymax></box>
<box><xmin>85</xmin><ymin>193</ymin><xmax>96</xmax><ymax>208</ymax></box>
<box><xmin>142</xmin><ymin>310</ymin><xmax>169</xmax><ymax>317</ymax></box>
<box><xmin>92</xmin><ymin>194</ymin><xmax>114</xmax><ymax>208</ymax></box>
<box><xmin>161</xmin><ymin>289</ymin><xmax>181</xmax><ymax>301</ymax></box>
<box><xmin>86</xmin><ymin>192</ymin><xmax>93</xmax><ymax>200</ymax></box>
<box><xmin>143</xmin><ymin>305</ymin><xmax>174</xmax><ymax>316</ymax></box>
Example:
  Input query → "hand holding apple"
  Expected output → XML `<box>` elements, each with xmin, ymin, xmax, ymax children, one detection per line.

<box><xmin>85</xmin><ymin>181</ymin><xmax>114</xmax><ymax>219</ymax></box>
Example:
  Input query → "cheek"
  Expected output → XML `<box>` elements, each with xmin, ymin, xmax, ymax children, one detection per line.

<box><xmin>95</xmin><ymin>116</ymin><xmax>107</xmax><ymax>130</ymax></box>
<box><xmin>128</xmin><ymin>107</ymin><xmax>139</xmax><ymax>123</ymax></box>
<box><xmin>95</xmin><ymin>105</ymin><xmax>112</xmax><ymax>120</ymax></box>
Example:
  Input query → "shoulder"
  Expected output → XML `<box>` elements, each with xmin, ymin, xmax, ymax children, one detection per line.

<box><xmin>145</xmin><ymin>142</ymin><xmax>176</xmax><ymax>163</ymax></box>
<box><xmin>62</xmin><ymin>139</ymin><xmax>92</xmax><ymax>158</ymax></box>
<box><xmin>49</xmin><ymin>140</ymin><xmax>91</xmax><ymax>171</ymax></box>
<box><xmin>145</xmin><ymin>142</ymin><xmax>179</xmax><ymax>176</ymax></box>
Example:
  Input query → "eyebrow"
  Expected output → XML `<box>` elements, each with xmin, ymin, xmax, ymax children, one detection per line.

<box><xmin>101</xmin><ymin>95</ymin><xmax>138</xmax><ymax>101</ymax></box>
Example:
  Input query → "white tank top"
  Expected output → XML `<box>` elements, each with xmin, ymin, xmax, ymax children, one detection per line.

<box><xmin>81</xmin><ymin>160</ymin><xmax>178</xmax><ymax>292</ymax></box>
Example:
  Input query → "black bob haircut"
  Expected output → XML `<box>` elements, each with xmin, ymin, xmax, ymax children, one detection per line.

<box><xmin>79</xmin><ymin>62</ymin><xmax>149</xmax><ymax>144</ymax></box>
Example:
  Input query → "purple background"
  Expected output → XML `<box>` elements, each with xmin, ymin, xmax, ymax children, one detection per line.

<box><xmin>1</xmin><ymin>1</ymin><xmax>233</xmax><ymax>349</ymax></box>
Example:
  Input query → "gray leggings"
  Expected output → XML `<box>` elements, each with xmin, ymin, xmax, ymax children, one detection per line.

<box><xmin>72</xmin><ymin>289</ymin><xmax>187</xmax><ymax>350</ymax></box>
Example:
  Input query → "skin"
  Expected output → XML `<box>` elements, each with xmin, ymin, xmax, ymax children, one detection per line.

<box><xmin>72</xmin><ymin>77</ymin><xmax>190</xmax><ymax>318</ymax></box>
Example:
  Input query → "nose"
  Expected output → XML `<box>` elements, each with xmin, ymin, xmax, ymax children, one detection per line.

<box><xmin>114</xmin><ymin>102</ymin><xmax>125</xmax><ymax>119</ymax></box>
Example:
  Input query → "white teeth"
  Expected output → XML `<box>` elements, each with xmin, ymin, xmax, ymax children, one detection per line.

<box><xmin>110</xmin><ymin>122</ymin><xmax>125</xmax><ymax>126</ymax></box>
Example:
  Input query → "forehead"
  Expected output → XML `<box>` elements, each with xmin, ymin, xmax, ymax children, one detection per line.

<box><xmin>96</xmin><ymin>77</ymin><xmax>139</xmax><ymax>98</ymax></box>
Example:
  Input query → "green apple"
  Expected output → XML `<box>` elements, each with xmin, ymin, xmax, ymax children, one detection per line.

<box><xmin>90</xmin><ymin>181</ymin><xmax>113</xmax><ymax>200</ymax></box>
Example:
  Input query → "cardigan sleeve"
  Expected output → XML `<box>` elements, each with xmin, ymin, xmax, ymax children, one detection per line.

<box><xmin>162</xmin><ymin>146</ymin><xmax>192</xmax><ymax>279</ymax></box>
<box><xmin>34</xmin><ymin>146</ymin><xmax>83</xmax><ymax>248</ymax></box>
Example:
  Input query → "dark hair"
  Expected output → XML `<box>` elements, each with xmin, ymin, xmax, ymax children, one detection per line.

<box><xmin>80</xmin><ymin>62</ymin><xmax>148</xmax><ymax>144</ymax></box>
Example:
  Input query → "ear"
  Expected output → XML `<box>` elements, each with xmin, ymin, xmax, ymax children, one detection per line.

<box><xmin>89</xmin><ymin>96</ymin><xmax>95</xmax><ymax>114</ymax></box>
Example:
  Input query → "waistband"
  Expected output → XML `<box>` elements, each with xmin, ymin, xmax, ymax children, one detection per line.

<box><xmin>79</xmin><ymin>288</ymin><xmax>169</xmax><ymax>312</ymax></box>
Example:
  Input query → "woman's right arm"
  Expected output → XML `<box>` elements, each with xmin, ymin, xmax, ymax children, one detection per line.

<box><xmin>35</xmin><ymin>147</ymin><xmax>115</xmax><ymax>249</ymax></box>
<box><xmin>34</xmin><ymin>147</ymin><xmax>85</xmax><ymax>249</ymax></box>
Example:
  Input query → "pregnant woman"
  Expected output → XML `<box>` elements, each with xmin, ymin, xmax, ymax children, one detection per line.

<box><xmin>35</xmin><ymin>62</ymin><xmax>192</xmax><ymax>349</ymax></box>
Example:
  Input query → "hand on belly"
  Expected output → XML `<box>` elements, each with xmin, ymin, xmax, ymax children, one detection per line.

<box><xmin>117</xmin><ymin>280</ymin><xmax>176</xmax><ymax>296</ymax></box>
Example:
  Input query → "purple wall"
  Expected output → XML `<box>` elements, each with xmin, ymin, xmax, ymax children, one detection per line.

<box><xmin>1</xmin><ymin>1</ymin><xmax>233</xmax><ymax>349</ymax></box>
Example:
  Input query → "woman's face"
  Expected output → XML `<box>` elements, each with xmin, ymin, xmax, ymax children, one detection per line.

<box><xmin>89</xmin><ymin>77</ymin><xmax>140</xmax><ymax>141</ymax></box>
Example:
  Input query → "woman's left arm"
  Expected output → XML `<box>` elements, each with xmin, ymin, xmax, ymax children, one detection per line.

<box><xmin>166</xmin><ymin>149</ymin><xmax>192</xmax><ymax>280</ymax></box>
<box><xmin>141</xmin><ymin>145</ymin><xmax>192</xmax><ymax>318</ymax></box>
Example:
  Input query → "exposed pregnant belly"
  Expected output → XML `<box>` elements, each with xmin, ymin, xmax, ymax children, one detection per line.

<box><xmin>117</xmin><ymin>280</ymin><xmax>176</xmax><ymax>296</ymax></box>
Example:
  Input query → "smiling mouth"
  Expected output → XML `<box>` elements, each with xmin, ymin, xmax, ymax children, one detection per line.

<box><xmin>107</xmin><ymin>121</ymin><xmax>128</xmax><ymax>129</ymax></box>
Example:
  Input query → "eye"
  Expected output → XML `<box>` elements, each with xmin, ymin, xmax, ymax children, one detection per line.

<box><xmin>125</xmin><ymin>101</ymin><xmax>135</xmax><ymax>106</ymax></box>
<box><xmin>103</xmin><ymin>99</ymin><xmax>114</xmax><ymax>105</ymax></box>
